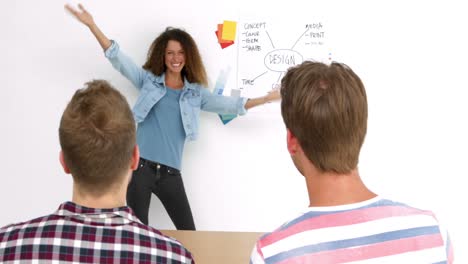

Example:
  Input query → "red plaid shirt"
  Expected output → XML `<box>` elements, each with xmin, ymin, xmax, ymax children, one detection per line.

<box><xmin>0</xmin><ymin>202</ymin><xmax>194</xmax><ymax>263</ymax></box>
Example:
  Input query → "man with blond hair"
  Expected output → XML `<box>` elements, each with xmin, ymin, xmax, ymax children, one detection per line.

<box><xmin>0</xmin><ymin>80</ymin><xmax>194</xmax><ymax>263</ymax></box>
<box><xmin>250</xmin><ymin>61</ymin><xmax>454</xmax><ymax>263</ymax></box>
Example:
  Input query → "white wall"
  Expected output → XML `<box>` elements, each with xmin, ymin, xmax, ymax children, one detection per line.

<box><xmin>1</xmin><ymin>0</ymin><xmax>467</xmax><ymax>262</ymax></box>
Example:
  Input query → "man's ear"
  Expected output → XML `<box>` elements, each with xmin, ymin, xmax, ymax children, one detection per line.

<box><xmin>130</xmin><ymin>145</ymin><xmax>140</xmax><ymax>170</ymax></box>
<box><xmin>59</xmin><ymin>150</ymin><xmax>71</xmax><ymax>174</ymax></box>
<box><xmin>287</xmin><ymin>129</ymin><xmax>299</xmax><ymax>155</ymax></box>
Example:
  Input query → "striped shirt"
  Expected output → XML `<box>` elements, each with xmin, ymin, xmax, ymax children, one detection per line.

<box><xmin>250</xmin><ymin>197</ymin><xmax>453</xmax><ymax>264</ymax></box>
<box><xmin>0</xmin><ymin>202</ymin><xmax>194</xmax><ymax>263</ymax></box>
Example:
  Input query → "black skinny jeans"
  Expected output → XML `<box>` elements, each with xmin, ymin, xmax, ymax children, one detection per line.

<box><xmin>126</xmin><ymin>158</ymin><xmax>196</xmax><ymax>230</ymax></box>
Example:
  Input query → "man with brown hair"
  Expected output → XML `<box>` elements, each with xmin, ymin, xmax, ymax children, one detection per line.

<box><xmin>250</xmin><ymin>61</ymin><xmax>454</xmax><ymax>263</ymax></box>
<box><xmin>0</xmin><ymin>80</ymin><xmax>194</xmax><ymax>263</ymax></box>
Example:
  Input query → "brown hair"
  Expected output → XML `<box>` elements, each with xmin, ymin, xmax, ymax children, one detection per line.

<box><xmin>143</xmin><ymin>27</ymin><xmax>208</xmax><ymax>87</ymax></box>
<box><xmin>59</xmin><ymin>80</ymin><xmax>136</xmax><ymax>193</ymax></box>
<box><xmin>281</xmin><ymin>61</ymin><xmax>368</xmax><ymax>173</ymax></box>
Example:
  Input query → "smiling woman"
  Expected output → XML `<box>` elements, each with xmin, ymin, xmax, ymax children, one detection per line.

<box><xmin>64</xmin><ymin>3</ymin><xmax>280</xmax><ymax>230</ymax></box>
<box><xmin>164</xmin><ymin>40</ymin><xmax>185</xmax><ymax>87</ymax></box>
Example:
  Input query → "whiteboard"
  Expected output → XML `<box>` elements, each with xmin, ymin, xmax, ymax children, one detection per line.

<box><xmin>1</xmin><ymin>0</ymin><xmax>467</xmax><ymax>262</ymax></box>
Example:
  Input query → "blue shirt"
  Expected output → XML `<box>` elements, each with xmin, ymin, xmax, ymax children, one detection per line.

<box><xmin>104</xmin><ymin>41</ymin><xmax>248</xmax><ymax>167</ymax></box>
<box><xmin>137</xmin><ymin>87</ymin><xmax>185</xmax><ymax>169</ymax></box>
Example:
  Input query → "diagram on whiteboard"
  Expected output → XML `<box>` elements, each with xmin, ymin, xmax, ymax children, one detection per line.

<box><xmin>235</xmin><ymin>19</ymin><xmax>331</xmax><ymax>99</ymax></box>
<box><xmin>214</xmin><ymin>18</ymin><xmax>331</xmax><ymax>124</ymax></box>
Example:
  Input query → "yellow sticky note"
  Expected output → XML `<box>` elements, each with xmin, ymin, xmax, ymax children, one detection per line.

<box><xmin>221</xmin><ymin>20</ymin><xmax>237</xmax><ymax>41</ymax></box>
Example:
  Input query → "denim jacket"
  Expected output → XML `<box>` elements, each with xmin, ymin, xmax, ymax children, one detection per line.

<box><xmin>105</xmin><ymin>41</ymin><xmax>248</xmax><ymax>141</ymax></box>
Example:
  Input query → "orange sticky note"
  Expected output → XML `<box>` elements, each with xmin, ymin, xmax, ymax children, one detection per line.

<box><xmin>217</xmin><ymin>24</ymin><xmax>231</xmax><ymax>43</ymax></box>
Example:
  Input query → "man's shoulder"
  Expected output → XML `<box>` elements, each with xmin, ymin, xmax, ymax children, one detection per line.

<box><xmin>134</xmin><ymin>222</ymin><xmax>177</xmax><ymax>242</ymax></box>
<box><xmin>126</xmin><ymin>223</ymin><xmax>194</xmax><ymax>258</ymax></box>
<box><xmin>0</xmin><ymin>214</ymin><xmax>56</xmax><ymax>241</ymax></box>
<box><xmin>0</xmin><ymin>214</ymin><xmax>56</xmax><ymax>232</ymax></box>
<box><xmin>374</xmin><ymin>198</ymin><xmax>440</xmax><ymax>219</ymax></box>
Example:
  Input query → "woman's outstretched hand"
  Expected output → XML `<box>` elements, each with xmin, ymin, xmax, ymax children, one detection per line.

<box><xmin>265</xmin><ymin>88</ymin><xmax>281</xmax><ymax>103</ymax></box>
<box><xmin>65</xmin><ymin>3</ymin><xmax>95</xmax><ymax>27</ymax></box>
<box><xmin>64</xmin><ymin>3</ymin><xmax>111</xmax><ymax>50</ymax></box>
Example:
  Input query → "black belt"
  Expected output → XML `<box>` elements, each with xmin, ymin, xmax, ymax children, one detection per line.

<box><xmin>140</xmin><ymin>158</ymin><xmax>179</xmax><ymax>173</ymax></box>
